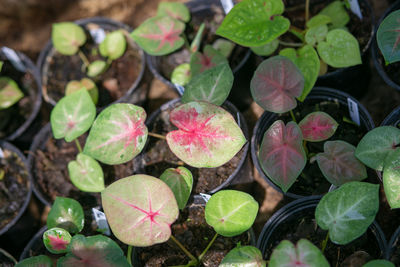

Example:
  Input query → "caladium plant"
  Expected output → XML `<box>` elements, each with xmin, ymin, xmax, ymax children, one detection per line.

<box><xmin>0</xmin><ymin>76</ymin><xmax>24</xmax><ymax>110</ymax></box>
<box><xmin>377</xmin><ymin>10</ymin><xmax>400</xmax><ymax>64</ymax></box>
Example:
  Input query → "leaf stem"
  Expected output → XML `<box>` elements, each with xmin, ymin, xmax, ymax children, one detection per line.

<box><xmin>0</xmin><ymin>248</ymin><xmax>17</xmax><ymax>264</ymax></box>
<box><xmin>148</xmin><ymin>132</ymin><xmax>167</xmax><ymax>140</ymax></box>
<box><xmin>75</xmin><ymin>139</ymin><xmax>83</xmax><ymax>153</ymax></box>
<box><xmin>78</xmin><ymin>49</ymin><xmax>90</xmax><ymax>69</ymax></box>
<box><xmin>305</xmin><ymin>0</ymin><xmax>310</xmax><ymax>23</ymax></box>
<box><xmin>170</xmin><ymin>235</ymin><xmax>198</xmax><ymax>263</ymax></box>
<box><xmin>321</xmin><ymin>232</ymin><xmax>329</xmax><ymax>253</ymax></box>
<box><xmin>289</xmin><ymin>110</ymin><xmax>297</xmax><ymax>123</ymax></box>
<box><xmin>127</xmin><ymin>245</ymin><xmax>133</xmax><ymax>266</ymax></box>
<box><xmin>190</xmin><ymin>22</ymin><xmax>205</xmax><ymax>53</ymax></box>
<box><xmin>198</xmin><ymin>233</ymin><xmax>218</xmax><ymax>261</ymax></box>
<box><xmin>279</xmin><ymin>40</ymin><xmax>303</xmax><ymax>47</ymax></box>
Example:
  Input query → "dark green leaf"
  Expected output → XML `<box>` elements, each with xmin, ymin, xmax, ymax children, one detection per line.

<box><xmin>47</xmin><ymin>197</ymin><xmax>84</xmax><ymax>234</ymax></box>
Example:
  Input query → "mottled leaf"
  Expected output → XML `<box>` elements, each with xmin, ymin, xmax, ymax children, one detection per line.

<box><xmin>190</xmin><ymin>45</ymin><xmax>228</xmax><ymax>77</ymax></box>
<box><xmin>50</xmin><ymin>89</ymin><xmax>96</xmax><ymax>142</ymax></box>
<box><xmin>205</xmin><ymin>190</ymin><xmax>258</xmax><ymax>237</ymax></box>
<box><xmin>65</xmin><ymin>78</ymin><xmax>98</xmax><ymax>105</ymax></box>
<box><xmin>160</xmin><ymin>167</ymin><xmax>193</xmax><ymax>210</ymax></box>
<box><xmin>220</xmin><ymin>246</ymin><xmax>266</xmax><ymax>267</ymax></box>
<box><xmin>377</xmin><ymin>10</ymin><xmax>400</xmax><ymax>64</ymax></box>
<box><xmin>383</xmin><ymin>148</ymin><xmax>400</xmax><ymax>209</ymax></box>
<box><xmin>319</xmin><ymin>1</ymin><xmax>350</xmax><ymax>29</ymax></box>
<box><xmin>305</xmin><ymin>24</ymin><xmax>328</xmax><ymax>46</ymax></box>
<box><xmin>84</xmin><ymin>103</ymin><xmax>147</xmax><ymax>165</ymax></box>
<box><xmin>87</xmin><ymin>60</ymin><xmax>107</xmax><ymax>77</ymax></box>
<box><xmin>258</xmin><ymin>121</ymin><xmax>306</xmax><ymax>192</ymax></box>
<box><xmin>43</xmin><ymin>227</ymin><xmax>71</xmax><ymax>254</ymax></box>
<box><xmin>15</xmin><ymin>255</ymin><xmax>52</xmax><ymax>267</ymax></box>
<box><xmin>68</xmin><ymin>153</ymin><xmax>105</xmax><ymax>192</ymax></box>
<box><xmin>251</xmin><ymin>56</ymin><xmax>304</xmax><ymax>113</ymax></box>
<box><xmin>269</xmin><ymin>239</ymin><xmax>329</xmax><ymax>267</ymax></box>
<box><xmin>171</xmin><ymin>63</ymin><xmax>191</xmax><ymax>86</ymax></box>
<box><xmin>166</xmin><ymin>101</ymin><xmax>246</xmax><ymax>168</ymax></box>
<box><xmin>101</xmin><ymin>175</ymin><xmax>179</xmax><ymax>246</ymax></box>
<box><xmin>0</xmin><ymin>77</ymin><xmax>24</xmax><ymax>109</ymax></box>
<box><xmin>315</xmin><ymin>182</ymin><xmax>379</xmax><ymax>245</ymax></box>
<box><xmin>52</xmin><ymin>22</ymin><xmax>86</xmax><ymax>55</ymax></box>
<box><xmin>47</xmin><ymin>197</ymin><xmax>84</xmax><ymax>234</ymax></box>
<box><xmin>251</xmin><ymin>38</ymin><xmax>279</xmax><ymax>56</ymax></box>
<box><xmin>363</xmin><ymin>260</ymin><xmax>395</xmax><ymax>267</ymax></box>
<box><xmin>298</xmin><ymin>111</ymin><xmax>338</xmax><ymax>142</ymax></box>
<box><xmin>212</xmin><ymin>39</ymin><xmax>235</xmax><ymax>58</ymax></box>
<box><xmin>157</xmin><ymin>2</ymin><xmax>190</xmax><ymax>22</ymax></box>
<box><xmin>216</xmin><ymin>0</ymin><xmax>290</xmax><ymax>47</ymax></box>
<box><xmin>99</xmin><ymin>30</ymin><xmax>126</xmax><ymax>60</ymax></box>
<box><xmin>306</xmin><ymin>14</ymin><xmax>332</xmax><ymax>28</ymax></box>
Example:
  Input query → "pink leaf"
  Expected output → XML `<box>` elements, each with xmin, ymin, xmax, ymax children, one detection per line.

<box><xmin>299</xmin><ymin>111</ymin><xmax>338</xmax><ymax>142</ymax></box>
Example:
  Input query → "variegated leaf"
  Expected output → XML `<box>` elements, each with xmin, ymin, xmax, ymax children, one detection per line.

<box><xmin>298</xmin><ymin>111</ymin><xmax>338</xmax><ymax>142</ymax></box>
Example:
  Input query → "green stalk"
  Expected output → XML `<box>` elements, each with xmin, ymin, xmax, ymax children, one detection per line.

<box><xmin>289</xmin><ymin>110</ymin><xmax>297</xmax><ymax>123</ymax></box>
<box><xmin>148</xmin><ymin>132</ymin><xmax>167</xmax><ymax>140</ymax></box>
<box><xmin>74</xmin><ymin>139</ymin><xmax>83</xmax><ymax>153</ymax></box>
<box><xmin>78</xmin><ymin>49</ymin><xmax>90</xmax><ymax>69</ymax></box>
<box><xmin>170</xmin><ymin>235</ymin><xmax>198</xmax><ymax>263</ymax></box>
<box><xmin>198</xmin><ymin>233</ymin><xmax>218</xmax><ymax>261</ymax></box>
<box><xmin>305</xmin><ymin>0</ymin><xmax>310</xmax><ymax>23</ymax></box>
<box><xmin>190</xmin><ymin>23</ymin><xmax>205</xmax><ymax>53</ymax></box>
<box><xmin>321</xmin><ymin>232</ymin><xmax>329</xmax><ymax>253</ymax></box>
<box><xmin>127</xmin><ymin>245</ymin><xmax>133</xmax><ymax>266</ymax></box>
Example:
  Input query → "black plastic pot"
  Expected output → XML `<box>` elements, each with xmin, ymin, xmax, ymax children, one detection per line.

<box><xmin>381</xmin><ymin>105</ymin><xmax>400</xmax><ymax>127</ymax></box>
<box><xmin>37</xmin><ymin>17</ymin><xmax>146</xmax><ymax>108</ymax></box>
<box><xmin>257</xmin><ymin>196</ymin><xmax>387</xmax><ymax>264</ymax></box>
<box><xmin>251</xmin><ymin>87</ymin><xmax>375</xmax><ymax>199</ymax></box>
<box><xmin>0</xmin><ymin>248</ymin><xmax>17</xmax><ymax>266</ymax></box>
<box><xmin>0</xmin><ymin>47</ymin><xmax>42</xmax><ymax>143</ymax></box>
<box><xmin>386</xmin><ymin>226</ymin><xmax>400</xmax><ymax>264</ymax></box>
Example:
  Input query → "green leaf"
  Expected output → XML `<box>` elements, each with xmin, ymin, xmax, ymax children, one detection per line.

<box><xmin>212</xmin><ymin>39</ymin><xmax>235</xmax><ymax>58</ymax></box>
<box><xmin>190</xmin><ymin>45</ymin><xmax>228</xmax><ymax>77</ymax></box>
<box><xmin>317</xmin><ymin>29</ymin><xmax>361</xmax><ymax>68</ymax></box>
<box><xmin>50</xmin><ymin>89</ymin><xmax>96</xmax><ymax>142</ymax></box>
<box><xmin>182</xmin><ymin>63</ymin><xmax>233</xmax><ymax>106</ymax></box>
<box><xmin>305</xmin><ymin>24</ymin><xmax>328</xmax><ymax>46</ymax></box>
<box><xmin>87</xmin><ymin>60</ymin><xmax>107</xmax><ymax>77</ymax></box>
<box><xmin>84</xmin><ymin>103</ymin><xmax>147</xmax><ymax>165</ymax></box>
<box><xmin>319</xmin><ymin>1</ymin><xmax>350</xmax><ymax>29</ymax></box>
<box><xmin>383</xmin><ymin>148</ymin><xmax>400</xmax><ymax>209</ymax></box>
<box><xmin>99</xmin><ymin>30</ymin><xmax>126</xmax><ymax>60</ymax></box>
<box><xmin>315</xmin><ymin>181</ymin><xmax>379</xmax><ymax>245</ymax></box>
<box><xmin>205</xmin><ymin>190</ymin><xmax>258</xmax><ymax>237</ymax></box>
<box><xmin>0</xmin><ymin>77</ymin><xmax>24</xmax><ymax>110</ymax></box>
<box><xmin>0</xmin><ymin>61</ymin><xmax>3</xmax><ymax>72</ymax></box>
<box><xmin>157</xmin><ymin>2</ymin><xmax>190</xmax><ymax>22</ymax></box>
<box><xmin>15</xmin><ymin>255</ymin><xmax>52</xmax><ymax>267</ymax></box>
<box><xmin>52</xmin><ymin>22</ymin><xmax>86</xmax><ymax>55</ymax></box>
<box><xmin>363</xmin><ymin>260</ymin><xmax>395</xmax><ymax>267</ymax></box>
<box><xmin>57</xmin><ymin>235</ymin><xmax>130</xmax><ymax>267</ymax></box>
<box><xmin>65</xmin><ymin>78</ymin><xmax>98</xmax><ymax>105</ymax></box>
<box><xmin>280</xmin><ymin>45</ymin><xmax>319</xmax><ymax>102</ymax></box>
<box><xmin>306</xmin><ymin>14</ymin><xmax>332</xmax><ymax>28</ymax></box>
<box><xmin>251</xmin><ymin>39</ymin><xmax>279</xmax><ymax>56</ymax></box>
<box><xmin>216</xmin><ymin>0</ymin><xmax>290</xmax><ymax>47</ymax></box>
<box><xmin>160</xmin><ymin>167</ymin><xmax>193</xmax><ymax>210</ymax></box>
<box><xmin>220</xmin><ymin>246</ymin><xmax>266</xmax><ymax>267</ymax></box>
<box><xmin>131</xmin><ymin>16</ymin><xmax>185</xmax><ymax>56</ymax></box>
<box><xmin>377</xmin><ymin>10</ymin><xmax>400</xmax><ymax>64</ymax></box>
<box><xmin>68</xmin><ymin>153</ymin><xmax>105</xmax><ymax>192</ymax></box>
<box><xmin>269</xmin><ymin>239</ymin><xmax>329</xmax><ymax>267</ymax></box>
<box><xmin>171</xmin><ymin>63</ymin><xmax>191</xmax><ymax>86</ymax></box>
<box><xmin>47</xmin><ymin>197</ymin><xmax>84</xmax><ymax>234</ymax></box>
<box><xmin>43</xmin><ymin>227</ymin><xmax>72</xmax><ymax>254</ymax></box>
<box><xmin>355</xmin><ymin>126</ymin><xmax>400</xmax><ymax>171</ymax></box>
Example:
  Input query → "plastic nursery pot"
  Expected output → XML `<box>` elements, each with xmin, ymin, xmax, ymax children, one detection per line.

<box><xmin>0</xmin><ymin>248</ymin><xmax>17</xmax><ymax>266</ymax></box>
<box><xmin>37</xmin><ymin>17</ymin><xmax>146</xmax><ymax>108</ymax></box>
<box><xmin>146</xmin><ymin>0</ymin><xmax>251</xmax><ymax>95</ymax></box>
<box><xmin>381</xmin><ymin>105</ymin><xmax>400</xmax><ymax>127</ymax></box>
<box><xmin>257</xmin><ymin>196</ymin><xmax>387</xmax><ymax>265</ymax></box>
<box><xmin>251</xmin><ymin>87</ymin><xmax>375</xmax><ymax>199</ymax></box>
<box><xmin>0</xmin><ymin>47</ymin><xmax>42</xmax><ymax>143</ymax></box>
<box><xmin>386</xmin><ymin>226</ymin><xmax>400</xmax><ymax>264</ymax></box>
<box><xmin>133</xmin><ymin>98</ymin><xmax>249</xmax><ymax>195</ymax></box>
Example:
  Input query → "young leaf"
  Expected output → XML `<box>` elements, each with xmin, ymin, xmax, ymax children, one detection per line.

<box><xmin>84</xmin><ymin>103</ymin><xmax>148</xmax><ymax>165</ymax></box>
<box><xmin>317</xmin><ymin>29</ymin><xmax>361</xmax><ymax>68</ymax></box>
<box><xmin>99</xmin><ymin>30</ymin><xmax>126</xmax><ymax>60</ymax></box>
<box><xmin>157</xmin><ymin>2</ymin><xmax>190</xmax><ymax>22</ymax></box>
<box><xmin>57</xmin><ymin>235</ymin><xmax>130</xmax><ymax>267</ymax></box>
<box><xmin>50</xmin><ymin>89</ymin><xmax>96</xmax><ymax>142</ymax></box>
<box><xmin>258</xmin><ymin>121</ymin><xmax>306</xmax><ymax>192</ymax></box>
<box><xmin>383</xmin><ymin>148</ymin><xmax>400</xmax><ymax>209</ymax></box>
<box><xmin>319</xmin><ymin>1</ymin><xmax>350</xmax><ymax>29</ymax></box>
<box><xmin>52</xmin><ymin>22</ymin><xmax>86</xmax><ymax>55</ymax></box>
<box><xmin>43</xmin><ymin>227</ymin><xmax>72</xmax><ymax>254</ymax></box>
<box><xmin>65</xmin><ymin>78</ymin><xmax>98</xmax><ymax>105</ymax></box>
<box><xmin>171</xmin><ymin>63</ymin><xmax>191</xmax><ymax>86</ymax></box>
<box><xmin>101</xmin><ymin>175</ymin><xmax>179</xmax><ymax>246</ymax></box>
<box><xmin>0</xmin><ymin>61</ymin><xmax>3</xmax><ymax>72</ymax></box>
<box><xmin>216</xmin><ymin>0</ymin><xmax>290</xmax><ymax>47</ymax></box>
<box><xmin>220</xmin><ymin>246</ymin><xmax>266</xmax><ymax>267</ymax></box>
<box><xmin>15</xmin><ymin>255</ymin><xmax>52</xmax><ymax>267</ymax></box>
<box><xmin>317</xmin><ymin>141</ymin><xmax>367</xmax><ymax>186</ymax></box>
<box><xmin>298</xmin><ymin>111</ymin><xmax>338</xmax><ymax>142</ymax></box>
<box><xmin>87</xmin><ymin>60</ymin><xmax>107</xmax><ymax>77</ymax></box>
<box><xmin>166</xmin><ymin>101</ymin><xmax>246</xmax><ymax>168</ymax></box>
<box><xmin>205</xmin><ymin>190</ymin><xmax>258</xmax><ymax>237</ymax></box>
<box><xmin>250</xmin><ymin>56</ymin><xmax>304</xmax><ymax>113</ymax></box>
<box><xmin>190</xmin><ymin>45</ymin><xmax>228</xmax><ymax>77</ymax></box>
<box><xmin>355</xmin><ymin>126</ymin><xmax>400</xmax><ymax>171</ymax></box>
<box><xmin>47</xmin><ymin>197</ymin><xmax>84</xmax><ymax>234</ymax></box>
<box><xmin>131</xmin><ymin>16</ymin><xmax>185</xmax><ymax>56</ymax></box>
<box><xmin>306</xmin><ymin>14</ymin><xmax>332</xmax><ymax>28</ymax></box>
<box><xmin>305</xmin><ymin>24</ymin><xmax>328</xmax><ymax>46</ymax></box>
<box><xmin>212</xmin><ymin>39</ymin><xmax>235</xmax><ymax>58</ymax></box>
<box><xmin>315</xmin><ymin>182</ymin><xmax>379</xmax><ymax>245</ymax></box>
<box><xmin>363</xmin><ymin>260</ymin><xmax>395</xmax><ymax>267</ymax></box>
<box><xmin>160</xmin><ymin>167</ymin><xmax>193</xmax><ymax>210</ymax></box>
<box><xmin>181</xmin><ymin>63</ymin><xmax>233</xmax><ymax>106</ymax></box>
<box><xmin>68</xmin><ymin>153</ymin><xmax>105</xmax><ymax>192</ymax></box>
<box><xmin>251</xmin><ymin>39</ymin><xmax>279</xmax><ymax>56</ymax></box>
<box><xmin>269</xmin><ymin>239</ymin><xmax>329</xmax><ymax>267</ymax></box>
<box><xmin>0</xmin><ymin>77</ymin><xmax>24</xmax><ymax>110</ymax></box>
<box><xmin>377</xmin><ymin>10</ymin><xmax>400</xmax><ymax>64</ymax></box>
<box><xmin>279</xmin><ymin>45</ymin><xmax>320</xmax><ymax>102</ymax></box>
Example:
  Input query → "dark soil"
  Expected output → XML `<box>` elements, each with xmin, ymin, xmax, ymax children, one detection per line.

<box><xmin>0</xmin><ymin>148</ymin><xmax>30</xmax><ymax>230</ymax></box>
<box><xmin>42</xmin><ymin>25</ymin><xmax>142</xmax><ymax>107</ymax></box>
<box><xmin>137</xmin><ymin>204</ymin><xmax>253</xmax><ymax>267</ymax></box>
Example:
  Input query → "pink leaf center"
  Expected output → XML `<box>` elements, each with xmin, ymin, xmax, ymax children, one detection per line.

<box><xmin>141</xmin><ymin>21</ymin><xmax>181</xmax><ymax>51</ymax></box>
<box><xmin>48</xmin><ymin>234</ymin><xmax>69</xmax><ymax>251</ymax></box>
<box><xmin>200</xmin><ymin>54</ymin><xmax>216</xmax><ymax>72</ymax></box>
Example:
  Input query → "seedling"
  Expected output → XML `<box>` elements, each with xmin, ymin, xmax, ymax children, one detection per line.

<box><xmin>377</xmin><ymin>10</ymin><xmax>400</xmax><ymax>65</ymax></box>
<box><xmin>65</xmin><ymin>78</ymin><xmax>98</xmax><ymax>104</ymax></box>
<box><xmin>0</xmin><ymin>76</ymin><xmax>24</xmax><ymax>110</ymax></box>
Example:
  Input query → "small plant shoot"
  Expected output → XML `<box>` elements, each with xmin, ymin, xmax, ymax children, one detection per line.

<box><xmin>15</xmin><ymin>255</ymin><xmax>53</xmax><ymax>267</ymax></box>
<box><xmin>43</xmin><ymin>227</ymin><xmax>72</xmax><ymax>254</ymax></box>
<box><xmin>47</xmin><ymin>197</ymin><xmax>84</xmax><ymax>234</ymax></box>
<box><xmin>190</xmin><ymin>45</ymin><xmax>228</xmax><ymax>77</ymax></box>
<box><xmin>166</xmin><ymin>101</ymin><xmax>246</xmax><ymax>168</ymax></box>
<box><xmin>319</xmin><ymin>1</ymin><xmax>350</xmax><ymax>29</ymax></box>
<box><xmin>99</xmin><ymin>30</ymin><xmax>126</xmax><ymax>60</ymax></box>
<box><xmin>220</xmin><ymin>246</ymin><xmax>266</xmax><ymax>267</ymax></box>
<box><xmin>377</xmin><ymin>10</ymin><xmax>400</xmax><ymax>64</ymax></box>
<box><xmin>68</xmin><ymin>153</ymin><xmax>105</xmax><ymax>192</ymax></box>
<box><xmin>298</xmin><ymin>112</ymin><xmax>338</xmax><ymax>142</ymax></box>
<box><xmin>65</xmin><ymin>78</ymin><xmax>98</xmax><ymax>105</ymax></box>
<box><xmin>160</xmin><ymin>167</ymin><xmax>193</xmax><ymax>210</ymax></box>
<box><xmin>0</xmin><ymin>77</ymin><xmax>24</xmax><ymax>110</ymax></box>
<box><xmin>52</xmin><ymin>22</ymin><xmax>86</xmax><ymax>55</ymax></box>
<box><xmin>156</xmin><ymin>2</ymin><xmax>190</xmax><ymax>23</ymax></box>
<box><xmin>87</xmin><ymin>60</ymin><xmax>107</xmax><ymax>77</ymax></box>
<box><xmin>315</xmin><ymin>182</ymin><xmax>379</xmax><ymax>245</ymax></box>
<box><xmin>171</xmin><ymin>63</ymin><xmax>191</xmax><ymax>86</ymax></box>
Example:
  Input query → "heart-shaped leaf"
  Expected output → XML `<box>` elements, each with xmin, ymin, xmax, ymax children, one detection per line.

<box><xmin>212</xmin><ymin>39</ymin><xmax>235</xmax><ymax>58</ymax></box>
<box><xmin>52</xmin><ymin>22</ymin><xmax>86</xmax><ymax>55</ymax></box>
<box><xmin>190</xmin><ymin>45</ymin><xmax>228</xmax><ymax>77</ymax></box>
<box><xmin>363</xmin><ymin>260</ymin><xmax>395</xmax><ymax>267</ymax></box>
<box><xmin>251</xmin><ymin>39</ymin><xmax>279</xmax><ymax>56</ymax></box>
<box><xmin>101</xmin><ymin>175</ymin><xmax>179</xmax><ymax>246</ymax></box>
<box><xmin>160</xmin><ymin>167</ymin><xmax>193</xmax><ymax>210</ymax></box>
<box><xmin>315</xmin><ymin>181</ymin><xmax>379</xmax><ymax>245</ymax></box>
<box><xmin>157</xmin><ymin>2</ymin><xmax>190</xmax><ymax>22</ymax></box>
<box><xmin>171</xmin><ymin>63</ymin><xmax>191</xmax><ymax>86</ymax></box>
<box><xmin>15</xmin><ymin>255</ymin><xmax>52</xmax><ymax>267</ymax></box>
<box><xmin>87</xmin><ymin>60</ymin><xmax>107</xmax><ymax>77</ymax></box>
<box><xmin>250</xmin><ymin>56</ymin><xmax>304</xmax><ymax>113</ymax></box>
<box><xmin>47</xmin><ymin>197</ymin><xmax>84</xmax><ymax>234</ymax></box>
<box><xmin>182</xmin><ymin>63</ymin><xmax>233</xmax><ymax>106</ymax></box>
<box><xmin>306</xmin><ymin>14</ymin><xmax>332</xmax><ymax>28</ymax></box>
<box><xmin>65</xmin><ymin>78</ymin><xmax>98</xmax><ymax>105</ymax></box>
<box><xmin>57</xmin><ymin>235</ymin><xmax>130</xmax><ymax>267</ymax></box>
<box><xmin>84</xmin><ymin>103</ymin><xmax>148</xmax><ymax>165</ymax></box>
<box><xmin>279</xmin><ymin>45</ymin><xmax>319</xmax><ymax>102</ymax></box>
<box><xmin>298</xmin><ymin>111</ymin><xmax>338</xmax><ymax>142</ymax></box>
<box><xmin>317</xmin><ymin>141</ymin><xmax>367</xmax><ymax>186</ymax></box>
<box><xmin>166</xmin><ymin>101</ymin><xmax>246</xmax><ymax>168</ymax></box>
<box><xmin>99</xmin><ymin>30</ymin><xmax>126</xmax><ymax>60</ymax></box>
<box><xmin>258</xmin><ymin>120</ymin><xmax>306</xmax><ymax>192</ymax></box>
<box><xmin>0</xmin><ymin>77</ymin><xmax>24</xmax><ymax>110</ymax></box>
<box><xmin>383</xmin><ymin>148</ymin><xmax>400</xmax><ymax>209</ymax></box>
<box><xmin>220</xmin><ymin>246</ymin><xmax>266</xmax><ymax>267</ymax></box>
<box><xmin>68</xmin><ymin>153</ymin><xmax>105</xmax><ymax>192</ymax></box>
<box><xmin>305</xmin><ymin>24</ymin><xmax>328</xmax><ymax>46</ymax></box>
<box><xmin>131</xmin><ymin>16</ymin><xmax>185</xmax><ymax>56</ymax></box>
<box><xmin>50</xmin><ymin>89</ymin><xmax>96</xmax><ymax>142</ymax></box>
<box><xmin>205</xmin><ymin>190</ymin><xmax>258</xmax><ymax>237</ymax></box>
<box><xmin>319</xmin><ymin>1</ymin><xmax>350</xmax><ymax>29</ymax></box>
<box><xmin>216</xmin><ymin>0</ymin><xmax>290</xmax><ymax>47</ymax></box>
<box><xmin>269</xmin><ymin>239</ymin><xmax>329</xmax><ymax>267</ymax></box>
<box><xmin>43</xmin><ymin>227</ymin><xmax>72</xmax><ymax>254</ymax></box>
<box><xmin>355</xmin><ymin>126</ymin><xmax>400</xmax><ymax>171</ymax></box>
<box><xmin>377</xmin><ymin>10</ymin><xmax>400</xmax><ymax>64</ymax></box>
<box><xmin>317</xmin><ymin>29</ymin><xmax>361</xmax><ymax>68</ymax></box>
